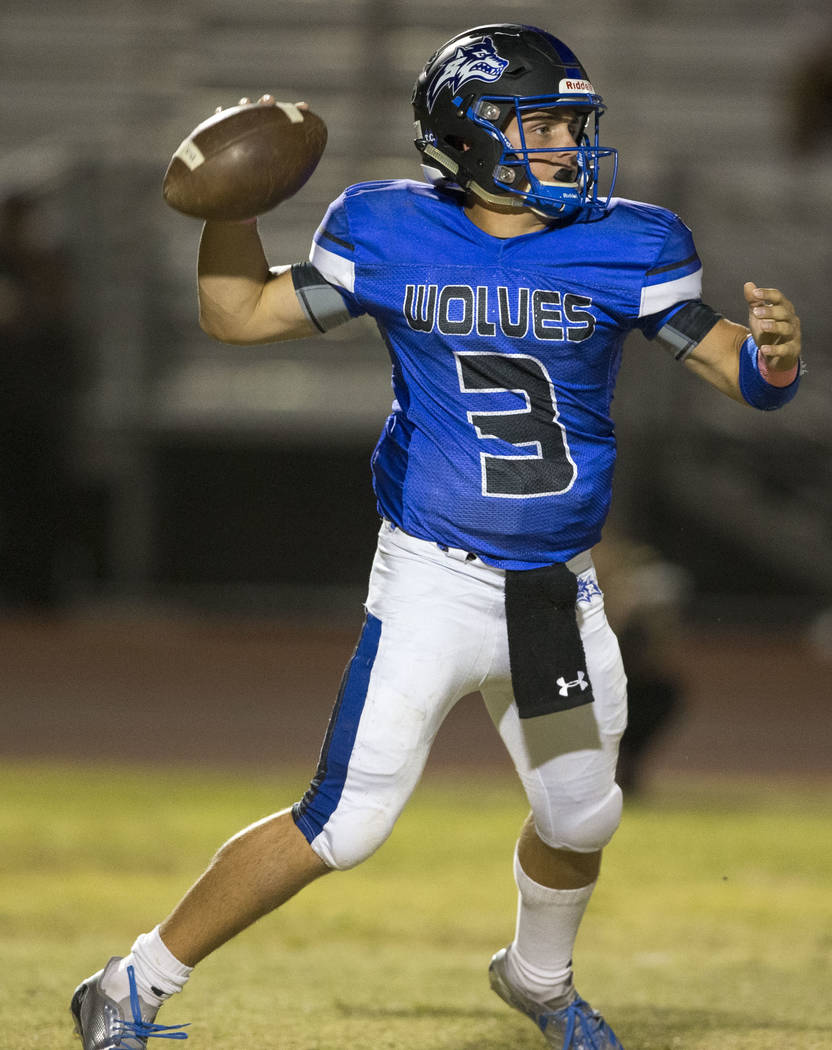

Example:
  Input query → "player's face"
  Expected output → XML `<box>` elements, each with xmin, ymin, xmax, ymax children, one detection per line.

<box><xmin>503</xmin><ymin>107</ymin><xmax>583</xmax><ymax>185</ymax></box>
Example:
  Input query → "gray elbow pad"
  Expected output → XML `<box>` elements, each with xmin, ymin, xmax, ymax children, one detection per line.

<box><xmin>290</xmin><ymin>262</ymin><xmax>353</xmax><ymax>332</ymax></box>
<box><xmin>656</xmin><ymin>301</ymin><xmax>722</xmax><ymax>361</ymax></box>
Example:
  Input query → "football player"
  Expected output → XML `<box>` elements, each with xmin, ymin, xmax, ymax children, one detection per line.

<box><xmin>71</xmin><ymin>23</ymin><xmax>802</xmax><ymax>1050</ymax></box>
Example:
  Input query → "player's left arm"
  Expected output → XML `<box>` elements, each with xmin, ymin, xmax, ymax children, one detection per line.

<box><xmin>683</xmin><ymin>282</ymin><xmax>802</xmax><ymax>407</ymax></box>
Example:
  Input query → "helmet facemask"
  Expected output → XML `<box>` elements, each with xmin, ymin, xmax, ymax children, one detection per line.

<box><xmin>469</xmin><ymin>95</ymin><xmax>618</xmax><ymax>220</ymax></box>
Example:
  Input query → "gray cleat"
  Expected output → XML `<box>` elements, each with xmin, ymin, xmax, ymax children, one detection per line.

<box><xmin>70</xmin><ymin>956</ymin><xmax>189</xmax><ymax>1048</ymax></box>
<box><xmin>489</xmin><ymin>948</ymin><xmax>624</xmax><ymax>1050</ymax></box>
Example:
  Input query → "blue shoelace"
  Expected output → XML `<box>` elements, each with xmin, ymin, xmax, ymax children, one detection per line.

<box><xmin>113</xmin><ymin>966</ymin><xmax>190</xmax><ymax>1042</ymax></box>
<box><xmin>549</xmin><ymin>996</ymin><xmax>624</xmax><ymax>1050</ymax></box>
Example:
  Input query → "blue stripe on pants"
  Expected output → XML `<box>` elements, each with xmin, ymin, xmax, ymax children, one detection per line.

<box><xmin>293</xmin><ymin>612</ymin><xmax>382</xmax><ymax>844</ymax></box>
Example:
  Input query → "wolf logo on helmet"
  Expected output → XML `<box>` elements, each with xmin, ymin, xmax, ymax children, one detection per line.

<box><xmin>425</xmin><ymin>36</ymin><xmax>509</xmax><ymax>112</ymax></box>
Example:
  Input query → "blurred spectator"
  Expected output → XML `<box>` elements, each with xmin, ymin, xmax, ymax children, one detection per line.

<box><xmin>0</xmin><ymin>193</ymin><xmax>81</xmax><ymax>612</ymax></box>
<box><xmin>593</xmin><ymin>531</ymin><xmax>691</xmax><ymax>795</ymax></box>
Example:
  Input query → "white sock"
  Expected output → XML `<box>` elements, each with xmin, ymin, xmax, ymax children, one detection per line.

<box><xmin>103</xmin><ymin>927</ymin><xmax>193</xmax><ymax>1008</ymax></box>
<box><xmin>505</xmin><ymin>847</ymin><xmax>596</xmax><ymax>1004</ymax></box>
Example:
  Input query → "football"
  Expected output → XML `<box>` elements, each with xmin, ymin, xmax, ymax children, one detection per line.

<box><xmin>162</xmin><ymin>100</ymin><xmax>327</xmax><ymax>221</ymax></box>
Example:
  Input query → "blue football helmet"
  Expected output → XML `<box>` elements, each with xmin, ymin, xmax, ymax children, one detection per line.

<box><xmin>412</xmin><ymin>23</ymin><xmax>618</xmax><ymax>220</ymax></box>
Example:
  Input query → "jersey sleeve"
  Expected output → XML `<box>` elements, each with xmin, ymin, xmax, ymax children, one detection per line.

<box><xmin>307</xmin><ymin>191</ymin><xmax>366</xmax><ymax>319</ymax></box>
<box><xmin>635</xmin><ymin>214</ymin><xmax>703</xmax><ymax>339</ymax></box>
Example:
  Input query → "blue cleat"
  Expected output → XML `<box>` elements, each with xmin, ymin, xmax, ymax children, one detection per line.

<box><xmin>489</xmin><ymin>948</ymin><xmax>624</xmax><ymax>1050</ymax></box>
<box><xmin>70</xmin><ymin>957</ymin><xmax>189</xmax><ymax>1049</ymax></box>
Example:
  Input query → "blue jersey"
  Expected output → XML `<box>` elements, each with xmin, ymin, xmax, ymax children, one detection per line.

<box><xmin>309</xmin><ymin>179</ymin><xmax>701</xmax><ymax>569</ymax></box>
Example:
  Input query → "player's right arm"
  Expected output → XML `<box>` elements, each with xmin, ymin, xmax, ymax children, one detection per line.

<box><xmin>198</xmin><ymin>219</ymin><xmax>318</xmax><ymax>345</ymax></box>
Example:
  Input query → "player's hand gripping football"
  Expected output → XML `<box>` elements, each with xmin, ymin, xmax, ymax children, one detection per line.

<box><xmin>744</xmin><ymin>281</ymin><xmax>802</xmax><ymax>373</ymax></box>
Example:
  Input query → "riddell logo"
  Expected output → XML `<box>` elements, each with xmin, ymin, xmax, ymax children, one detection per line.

<box><xmin>559</xmin><ymin>78</ymin><xmax>594</xmax><ymax>93</ymax></box>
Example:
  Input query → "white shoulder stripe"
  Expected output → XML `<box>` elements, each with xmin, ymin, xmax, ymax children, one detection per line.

<box><xmin>639</xmin><ymin>268</ymin><xmax>702</xmax><ymax>318</ymax></box>
<box><xmin>310</xmin><ymin>243</ymin><xmax>356</xmax><ymax>294</ymax></box>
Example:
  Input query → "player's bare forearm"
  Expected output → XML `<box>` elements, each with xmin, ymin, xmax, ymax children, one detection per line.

<box><xmin>683</xmin><ymin>317</ymin><xmax>747</xmax><ymax>402</ymax></box>
<box><xmin>198</xmin><ymin>221</ymin><xmax>315</xmax><ymax>344</ymax></box>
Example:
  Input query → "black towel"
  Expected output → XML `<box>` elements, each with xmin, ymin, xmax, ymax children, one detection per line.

<box><xmin>504</xmin><ymin>562</ymin><xmax>594</xmax><ymax>718</ymax></box>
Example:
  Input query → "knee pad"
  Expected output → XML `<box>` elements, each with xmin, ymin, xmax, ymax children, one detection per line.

<box><xmin>294</xmin><ymin>801</ymin><xmax>397</xmax><ymax>871</ymax></box>
<box><xmin>535</xmin><ymin>783</ymin><xmax>623</xmax><ymax>853</ymax></box>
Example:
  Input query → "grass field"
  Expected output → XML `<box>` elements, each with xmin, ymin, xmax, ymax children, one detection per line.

<box><xmin>1</xmin><ymin>761</ymin><xmax>830</xmax><ymax>1050</ymax></box>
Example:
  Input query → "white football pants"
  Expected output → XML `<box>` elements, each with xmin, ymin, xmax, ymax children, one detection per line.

<box><xmin>293</xmin><ymin>521</ymin><xmax>627</xmax><ymax>870</ymax></box>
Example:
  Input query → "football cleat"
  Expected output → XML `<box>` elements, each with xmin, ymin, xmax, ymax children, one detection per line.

<box><xmin>70</xmin><ymin>957</ymin><xmax>189</xmax><ymax>1049</ymax></box>
<box><xmin>489</xmin><ymin>948</ymin><xmax>624</xmax><ymax>1050</ymax></box>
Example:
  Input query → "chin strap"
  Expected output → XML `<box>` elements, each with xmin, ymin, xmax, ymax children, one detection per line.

<box><xmin>421</xmin><ymin>143</ymin><xmax>460</xmax><ymax>178</ymax></box>
<box><xmin>467</xmin><ymin>180</ymin><xmax>528</xmax><ymax>210</ymax></box>
<box><xmin>419</xmin><ymin>144</ymin><xmax>590</xmax><ymax>218</ymax></box>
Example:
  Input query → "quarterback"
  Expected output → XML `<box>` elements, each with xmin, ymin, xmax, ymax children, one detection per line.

<box><xmin>70</xmin><ymin>23</ymin><xmax>802</xmax><ymax>1050</ymax></box>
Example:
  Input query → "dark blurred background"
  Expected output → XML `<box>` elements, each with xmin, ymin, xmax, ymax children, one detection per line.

<box><xmin>0</xmin><ymin>0</ymin><xmax>830</xmax><ymax>782</ymax></box>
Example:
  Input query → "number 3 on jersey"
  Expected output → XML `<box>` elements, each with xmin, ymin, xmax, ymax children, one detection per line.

<box><xmin>455</xmin><ymin>352</ymin><xmax>577</xmax><ymax>499</ymax></box>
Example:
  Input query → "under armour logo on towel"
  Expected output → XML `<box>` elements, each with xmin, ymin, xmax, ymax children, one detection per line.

<box><xmin>505</xmin><ymin>562</ymin><xmax>594</xmax><ymax>718</ymax></box>
<box><xmin>557</xmin><ymin>671</ymin><xmax>589</xmax><ymax>697</ymax></box>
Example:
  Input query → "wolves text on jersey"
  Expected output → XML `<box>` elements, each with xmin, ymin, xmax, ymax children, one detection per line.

<box><xmin>403</xmin><ymin>283</ymin><xmax>597</xmax><ymax>342</ymax></box>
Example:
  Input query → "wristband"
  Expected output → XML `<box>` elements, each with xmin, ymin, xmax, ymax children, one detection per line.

<box><xmin>737</xmin><ymin>335</ymin><xmax>800</xmax><ymax>410</ymax></box>
<box><xmin>756</xmin><ymin>347</ymin><xmax>798</xmax><ymax>387</ymax></box>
